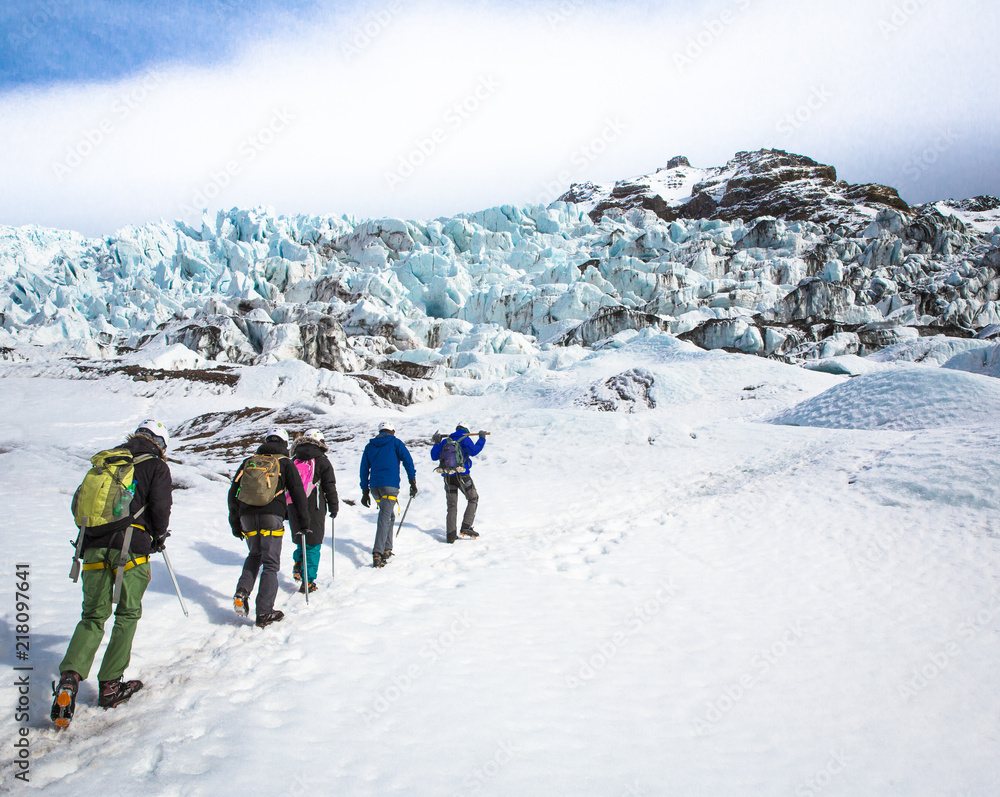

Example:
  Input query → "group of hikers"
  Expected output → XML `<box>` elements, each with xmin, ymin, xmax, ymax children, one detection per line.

<box><xmin>50</xmin><ymin>418</ymin><xmax>488</xmax><ymax>729</ymax></box>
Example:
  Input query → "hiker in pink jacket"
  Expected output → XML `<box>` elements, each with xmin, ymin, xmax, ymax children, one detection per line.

<box><xmin>288</xmin><ymin>429</ymin><xmax>339</xmax><ymax>592</ymax></box>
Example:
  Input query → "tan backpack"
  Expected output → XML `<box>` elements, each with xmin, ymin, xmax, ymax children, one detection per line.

<box><xmin>235</xmin><ymin>454</ymin><xmax>286</xmax><ymax>506</ymax></box>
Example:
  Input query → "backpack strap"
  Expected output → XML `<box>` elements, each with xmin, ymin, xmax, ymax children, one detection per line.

<box><xmin>126</xmin><ymin>453</ymin><xmax>156</xmax><ymax>522</ymax></box>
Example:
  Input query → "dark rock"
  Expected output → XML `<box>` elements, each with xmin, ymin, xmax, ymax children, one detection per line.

<box><xmin>943</xmin><ymin>196</ymin><xmax>1000</xmax><ymax>213</ymax></box>
<box><xmin>667</xmin><ymin>156</ymin><xmax>691</xmax><ymax>169</ymax></box>
<box><xmin>299</xmin><ymin>316</ymin><xmax>357</xmax><ymax>372</ymax></box>
<box><xmin>561</xmin><ymin>306</ymin><xmax>669</xmax><ymax>346</ymax></box>
<box><xmin>378</xmin><ymin>359</ymin><xmax>440</xmax><ymax>379</ymax></box>
<box><xmin>578</xmin><ymin>368</ymin><xmax>656</xmax><ymax>413</ymax></box>
<box><xmin>166</xmin><ymin>320</ymin><xmax>256</xmax><ymax>363</ymax></box>
<box><xmin>772</xmin><ymin>279</ymin><xmax>860</xmax><ymax>324</ymax></box>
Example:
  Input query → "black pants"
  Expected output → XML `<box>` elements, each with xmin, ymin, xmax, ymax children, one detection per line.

<box><xmin>445</xmin><ymin>473</ymin><xmax>478</xmax><ymax>539</ymax></box>
<box><xmin>237</xmin><ymin>514</ymin><xmax>284</xmax><ymax>616</ymax></box>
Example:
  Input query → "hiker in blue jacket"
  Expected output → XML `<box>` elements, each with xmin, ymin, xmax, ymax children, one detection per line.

<box><xmin>430</xmin><ymin>423</ymin><xmax>486</xmax><ymax>543</ymax></box>
<box><xmin>360</xmin><ymin>421</ymin><xmax>417</xmax><ymax>568</ymax></box>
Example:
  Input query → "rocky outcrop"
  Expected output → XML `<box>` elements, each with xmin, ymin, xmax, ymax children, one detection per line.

<box><xmin>561</xmin><ymin>306</ymin><xmax>670</xmax><ymax>347</ymax></box>
<box><xmin>568</xmin><ymin>149</ymin><xmax>909</xmax><ymax>227</ymax></box>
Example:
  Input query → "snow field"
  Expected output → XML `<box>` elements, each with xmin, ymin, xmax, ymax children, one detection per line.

<box><xmin>1</xmin><ymin>341</ymin><xmax>999</xmax><ymax>795</ymax></box>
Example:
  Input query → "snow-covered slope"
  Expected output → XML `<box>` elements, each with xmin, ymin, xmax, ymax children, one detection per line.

<box><xmin>2</xmin><ymin>334</ymin><xmax>1000</xmax><ymax>795</ymax></box>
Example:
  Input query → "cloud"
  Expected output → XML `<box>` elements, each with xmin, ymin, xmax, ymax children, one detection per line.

<box><xmin>1</xmin><ymin>0</ymin><xmax>997</xmax><ymax>236</ymax></box>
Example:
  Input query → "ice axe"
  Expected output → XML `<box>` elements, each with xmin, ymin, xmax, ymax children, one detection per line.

<box><xmin>299</xmin><ymin>532</ymin><xmax>310</xmax><ymax>605</ymax></box>
<box><xmin>395</xmin><ymin>494</ymin><xmax>413</xmax><ymax>538</ymax></box>
<box><xmin>69</xmin><ymin>517</ymin><xmax>88</xmax><ymax>582</ymax></box>
<box><xmin>160</xmin><ymin>547</ymin><xmax>189</xmax><ymax>617</ymax></box>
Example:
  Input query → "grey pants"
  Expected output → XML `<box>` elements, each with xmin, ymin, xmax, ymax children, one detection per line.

<box><xmin>372</xmin><ymin>486</ymin><xmax>399</xmax><ymax>555</ymax></box>
<box><xmin>237</xmin><ymin>519</ymin><xmax>284</xmax><ymax>616</ymax></box>
<box><xmin>445</xmin><ymin>473</ymin><xmax>478</xmax><ymax>538</ymax></box>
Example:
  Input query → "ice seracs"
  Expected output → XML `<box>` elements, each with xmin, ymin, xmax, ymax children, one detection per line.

<box><xmin>2</xmin><ymin>149</ymin><xmax>999</xmax><ymax>383</ymax></box>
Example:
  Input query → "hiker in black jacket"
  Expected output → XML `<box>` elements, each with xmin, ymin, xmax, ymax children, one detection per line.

<box><xmin>229</xmin><ymin>427</ymin><xmax>309</xmax><ymax>627</ymax></box>
<box><xmin>289</xmin><ymin>429</ymin><xmax>339</xmax><ymax>593</ymax></box>
<box><xmin>51</xmin><ymin>419</ymin><xmax>173</xmax><ymax>729</ymax></box>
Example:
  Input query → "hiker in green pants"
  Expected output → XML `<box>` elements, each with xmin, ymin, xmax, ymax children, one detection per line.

<box><xmin>51</xmin><ymin>419</ymin><xmax>173</xmax><ymax>728</ymax></box>
<box><xmin>60</xmin><ymin>548</ymin><xmax>150</xmax><ymax>683</ymax></box>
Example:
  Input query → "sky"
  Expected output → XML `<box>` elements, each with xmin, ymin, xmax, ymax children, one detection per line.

<box><xmin>0</xmin><ymin>0</ymin><xmax>998</xmax><ymax>237</ymax></box>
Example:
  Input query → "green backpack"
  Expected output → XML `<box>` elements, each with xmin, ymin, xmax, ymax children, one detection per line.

<box><xmin>235</xmin><ymin>454</ymin><xmax>286</xmax><ymax>506</ymax></box>
<box><xmin>71</xmin><ymin>449</ymin><xmax>153</xmax><ymax>528</ymax></box>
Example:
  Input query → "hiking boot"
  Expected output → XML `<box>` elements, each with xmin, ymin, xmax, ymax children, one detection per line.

<box><xmin>256</xmin><ymin>610</ymin><xmax>284</xmax><ymax>628</ymax></box>
<box><xmin>292</xmin><ymin>560</ymin><xmax>303</xmax><ymax>583</ymax></box>
<box><xmin>460</xmin><ymin>526</ymin><xmax>479</xmax><ymax>538</ymax></box>
<box><xmin>446</xmin><ymin>533</ymin><xmax>457</xmax><ymax>544</ymax></box>
<box><xmin>233</xmin><ymin>588</ymin><xmax>250</xmax><ymax>617</ymax></box>
<box><xmin>373</xmin><ymin>551</ymin><xmax>383</xmax><ymax>568</ymax></box>
<box><xmin>98</xmin><ymin>676</ymin><xmax>143</xmax><ymax>709</ymax></box>
<box><xmin>297</xmin><ymin>581</ymin><xmax>317</xmax><ymax>594</ymax></box>
<box><xmin>50</xmin><ymin>671</ymin><xmax>81</xmax><ymax>729</ymax></box>
<box><xmin>382</xmin><ymin>550</ymin><xmax>394</xmax><ymax>563</ymax></box>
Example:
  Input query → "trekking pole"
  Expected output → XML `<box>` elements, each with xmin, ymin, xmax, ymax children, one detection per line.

<box><xmin>160</xmin><ymin>548</ymin><xmax>189</xmax><ymax>617</ymax></box>
<box><xmin>395</xmin><ymin>494</ymin><xmax>413</xmax><ymax>538</ymax></box>
<box><xmin>330</xmin><ymin>517</ymin><xmax>335</xmax><ymax>581</ymax></box>
<box><xmin>299</xmin><ymin>534</ymin><xmax>310</xmax><ymax>605</ymax></box>
<box><xmin>69</xmin><ymin>517</ymin><xmax>88</xmax><ymax>582</ymax></box>
<box><xmin>112</xmin><ymin>525</ymin><xmax>135</xmax><ymax>605</ymax></box>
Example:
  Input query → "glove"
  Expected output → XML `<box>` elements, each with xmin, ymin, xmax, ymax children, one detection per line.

<box><xmin>409</xmin><ymin>479</ymin><xmax>418</xmax><ymax>497</ymax></box>
<box><xmin>231</xmin><ymin>526</ymin><xmax>244</xmax><ymax>540</ymax></box>
<box><xmin>151</xmin><ymin>531</ymin><xmax>170</xmax><ymax>552</ymax></box>
<box><xmin>432</xmin><ymin>431</ymin><xmax>443</xmax><ymax>443</ymax></box>
<box><xmin>361</xmin><ymin>490</ymin><xmax>371</xmax><ymax>508</ymax></box>
<box><xmin>477</xmin><ymin>430</ymin><xmax>487</xmax><ymax>438</ymax></box>
<box><xmin>330</xmin><ymin>510</ymin><xmax>338</xmax><ymax>519</ymax></box>
<box><xmin>291</xmin><ymin>530</ymin><xmax>303</xmax><ymax>544</ymax></box>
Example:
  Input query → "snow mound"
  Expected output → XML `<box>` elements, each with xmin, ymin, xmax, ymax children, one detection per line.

<box><xmin>941</xmin><ymin>343</ymin><xmax>1000</xmax><ymax>378</ymax></box>
<box><xmin>866</xmin><ymin>334</ymin><xmax>995</xmax><ymax>366</ymax></box>
<box><xmin>773</xmin><ymin>365</ymin><xmax>1000</xmax><ymax>430</ymax></box>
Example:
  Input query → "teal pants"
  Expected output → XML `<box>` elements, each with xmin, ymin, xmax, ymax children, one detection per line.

<box><xmin>59</xmin><ymin>547</ymin><xmax>150</xmax><ymax>682</ymax></box>
<box><xmin>292</xmin><ymin>542</ymin><xmax>322</xmax><ymax>582</ymax></box>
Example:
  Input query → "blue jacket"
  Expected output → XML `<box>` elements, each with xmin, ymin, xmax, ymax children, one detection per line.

<box><xmin>430</xmin><ymin>431</ymin><xmax>485</xmax><ymax>476</ymax></box>
<box><xmin>360</xmin><ymin>433</ymin><xmax>416</xmax><ymax>490</ymax></box>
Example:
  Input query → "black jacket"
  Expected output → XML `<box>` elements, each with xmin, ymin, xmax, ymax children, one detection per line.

<box><xmin>228</xmin><ymin>439</ymin><xmax>309</xmax><ymax>534</ymax></box>
<box><xmin>84</xmin><ymin>434</ymin><xmax>172</xmax><ymax>558</ymax></box>
<box><xmin>288</xmin><ymin>440</ymin><xmax>339</xmax><ymax>545</ymax></box>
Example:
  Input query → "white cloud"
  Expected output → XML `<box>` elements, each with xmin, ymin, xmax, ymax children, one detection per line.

<box><xmin>1</xmin><ymin>0</ymin><xmax>997</xmax><ymax>236</ymax></box>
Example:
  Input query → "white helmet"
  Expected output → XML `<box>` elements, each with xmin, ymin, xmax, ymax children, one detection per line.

<box><xmin>265</xmin><ymin>426</ymin><xmax>290</xmax><ymax>445</ymax></box>
<box><xmin>303</xmin><ymin>428</ymin><xmax>325</xmax><ymax>444</ymax></box>
<box><xmin>455</xmin><ymin>422</ymin><xmax>469</xmax><ymax>432</ymax></box>
<box><xmin>378</xmin><ymin>421</ymin><xmax>395</xmax><ymax>433</ymax></box>
<box><xmin>137</xmin><ymin>419</ymin><xmax>170</xmax><ymax>450</ymax></box>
